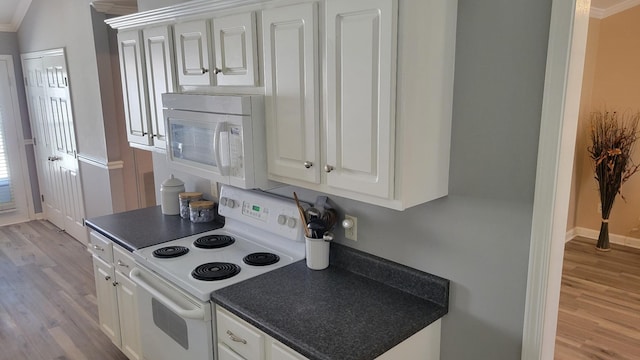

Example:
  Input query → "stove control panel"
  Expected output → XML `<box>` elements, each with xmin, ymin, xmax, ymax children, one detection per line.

<box><xmin>218</xmin><ymin>185</ymin><xmax>306</xmax><ymax>242</ymax></box>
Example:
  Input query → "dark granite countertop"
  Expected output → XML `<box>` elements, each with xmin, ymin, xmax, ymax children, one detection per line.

<box><xmin>85</xmin><ymin>205</ymin><xmax>224</xmax><ymax>251</ymax></box>
<box><xmin>211</xmin><ymin>243</ymin><xmax>449</xmax><ymax>360</ymax></box>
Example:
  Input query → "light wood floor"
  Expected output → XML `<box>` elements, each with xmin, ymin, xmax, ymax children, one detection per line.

<box><xmin>555</xmin><ymin>237</ymin><xmax>640</xmax><ymax>359</ymax></box>
<box><xmin>0</xmin><ymin>220</ymin><xmax>128</xmax><ymax>360</ymax></box>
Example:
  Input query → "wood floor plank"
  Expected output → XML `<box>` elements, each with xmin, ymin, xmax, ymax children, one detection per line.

<box><xmin>555</xmin><ymin>237</ymin><xmax>640</xmax><ymax>359</ymax></box>
<box><xmin>0</xmin><ymin>220</ymin><xmax>128</xmax><ymax>360</ymax></box>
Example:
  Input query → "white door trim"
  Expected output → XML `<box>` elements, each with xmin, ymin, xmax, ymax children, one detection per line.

<box><xmin>0</xmin><ymin>54</ymin><xmax>36</xmax><ymax>224</ymax></box>
<box><xmin>522</xmin><ymin>1</ymin><xmax>591</xmax><ymax>359</ymax></box>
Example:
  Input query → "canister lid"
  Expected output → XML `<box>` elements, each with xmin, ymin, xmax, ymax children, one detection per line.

<box><xmin>179</xmin><ymin>192</ymin><xmax>203</xmax><ymax>199</ymax></box>
<box><xmin>161</xmin><ymin>174</ymin><xmax>184</xmax><ymax>187</ymax></box>
<box><xmin>189</xmin><ymin>200</ymin><xmax>215</xmax><ymax>209</ymax></box>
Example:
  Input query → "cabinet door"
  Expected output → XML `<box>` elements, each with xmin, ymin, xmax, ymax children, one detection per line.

<box><xmin>325</xmin><ymin>0</ymin><xmax>397</xmax><ymax>198</ymax></box>
<box><xmin>218</xmin><ymin>343</ymin><xmax>246</xmax><ymax>360</ymax></box>
<box><xmin>118</xmin><ymin>30</ymin><xmax>152</xmax><ymax>146</ymax></box>
<box><xmin>263</xmin><ymin>3</ymin><xmax>320</xmax><ymax>184</ymax></box>
<box><xmin>174</xmin><ymin>20</ymin><xmax>212</xmax><ymax>86</ymax></box>
<box><xmin>93</xmin><ymin>255</ymin><xmax>121</xmax><ymax>347</ymax></box>
<box><xmin>115</xmin><ymin>272</ymin><xmax>141</xmax><ymax>360</ymax></box>
<box><xmin>212</xmin><ymin>12</ymin><xmax>258</xmax><ymax>86</ymax></box>
<box><xmin>143</xmin><ymin>25</ymin><xmax>175</xmax><ymax>151</ymax></box>
<box><xmin>270</xmin><ymin>340</ymin><xmax>308</xmax><ymax>360</ymax></box>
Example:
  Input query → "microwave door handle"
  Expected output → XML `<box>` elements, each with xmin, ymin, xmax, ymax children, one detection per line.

<box><xmin>213</xmin><ymin>121</ymin><xmax>231</xmax><ymax>176</ymax></box>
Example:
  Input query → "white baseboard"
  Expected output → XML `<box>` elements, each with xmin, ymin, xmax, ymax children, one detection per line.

<box><xmin>566</xmin><ymin>226</ymin><xmax>640</xmax><ymax>249</ymax></box>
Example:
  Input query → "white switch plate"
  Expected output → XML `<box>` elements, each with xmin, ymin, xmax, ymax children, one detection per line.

<box><xmin>344</xmin><ymin>214</ymin><xmax>357</xmax><ymax>241</ymax></box>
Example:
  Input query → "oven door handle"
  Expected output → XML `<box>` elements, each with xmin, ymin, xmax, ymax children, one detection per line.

<box><xmin>130</xmin><ymin>268</ymin><xmax>206</xmax><ymax>320</ymax></box>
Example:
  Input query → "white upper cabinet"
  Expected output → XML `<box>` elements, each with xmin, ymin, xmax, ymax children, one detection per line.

<box><xmin>143</xmin><ymin>25</ymin><xmax>175</xmax><ymax>150</ymax></box>
<box><xmin>118</xmin><ymin>30</ymin><xmax>151</xmax><ymax>146</ymax></box>
<box><xmin>213</xmin><ymin>12</ymin><xmax>258</xmax><ymax>86</ymax></box>
<box><xmin>325</xmin><ymin>0</ymin><xmax>396</xmax><ymax>198</ymax></box>
<box><xmin>174</xmin><ymin>20</ymin><xmax>212</xmax><ymax>87</ymax></box>
<box><xmin>107</xmin><ymin>0</ymin><xmax>457</xmax><ymax>209</ymax></box>
<box><xmin>263</xmin><ymin>3</ymin><xmax>320</xmax><ymax>184</ymax></box>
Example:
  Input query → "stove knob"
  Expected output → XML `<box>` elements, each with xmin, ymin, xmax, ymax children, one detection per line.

<box><xmin>277</xmin><ymin>214</ymin><xmax>287</xmax><ymax>225</ymax></box>
<box><xmin>220</xmin><ymin>197</ymin><xmax>228</xmax><ymax>207</ymax></box>
<box><xmin>227</xmin><ymin>199</ymin><xmax>237</xmax><ymax>208</ymax></box>
<box><xmin>287</xmin><ymin>217</ymin><xmax>296</xmax><ymax>228</ymax></box>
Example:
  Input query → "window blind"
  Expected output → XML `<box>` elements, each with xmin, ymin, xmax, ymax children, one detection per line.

<box><xmin>0</xmin><ymin>107</ymin><xmax>16</xmax><ymax>212</ymax></box>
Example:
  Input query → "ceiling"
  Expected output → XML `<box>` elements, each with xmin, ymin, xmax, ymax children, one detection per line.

<box><xmin>0</xmin><ymin>0</ymin><xmax>137</xmax><ymax>32</ymax></box>
<box><xmin>0</xmin><ymin>0</ymin><xmax>639</xmax><ymax>32</ymax></box>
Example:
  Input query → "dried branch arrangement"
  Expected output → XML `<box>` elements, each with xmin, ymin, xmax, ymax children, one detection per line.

<box><xmin>587</xmin><ymin>110</ymin><xmax>640</xmax><ymax>250</ymax></box>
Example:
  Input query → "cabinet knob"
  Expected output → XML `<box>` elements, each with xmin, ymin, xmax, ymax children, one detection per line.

<box><xmin>104</xmin><ymin>275</ymin><xmax>111</xmax><ymax>281</ymax></box>
<box><xmin>324</xmin><ymin>164</ymin><xmax>334</xmax><ymax>173</ymax></box>
<box><xmin>213</xmin><ymin>67</ymin><xmax>222</xmax><ymax>75</ymax></box>
<box><xmin>117</xmin><ymin>260</ymin><xmax>129</xmax><ymax>268</ymax></box>
<box><xmin>200</xmin><ymin>68</ymin><xmax>208</xmax><ymax>74</ymax></box>
<box><xmin>92</xmin><ymin>244</ymin><xmax>104</xmax><ymax>251</ymax></box>
<box><xmin>304</xmin><ymin>161</ymin><xmax>313</xmax><ymax>169</ymax></box>
<box><xmin>112</xmin><ymin>281</ymin><xmax>119</xmax><ymax>287</ymax></box>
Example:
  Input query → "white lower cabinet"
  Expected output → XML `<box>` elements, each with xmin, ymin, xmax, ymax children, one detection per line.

<box><xmin>90</xmin><ymin>231</ymin><xmax>141</xmax><ymax>360</ymax></box>
<box><xmin>216</xmin><ymin>306</ymin><xmax>307</xmax><ymax>360</ymax></box>
<box><xmin>216</xmin><ymin>305</ymin><xmax>441</xmax><ymax>360</ymax></box>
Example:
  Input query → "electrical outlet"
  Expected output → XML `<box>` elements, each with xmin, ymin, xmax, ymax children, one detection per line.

<box><xmin>344</xmin><ymin>214</ymin><xmax>358</xmax><ymax>241</ymax></box>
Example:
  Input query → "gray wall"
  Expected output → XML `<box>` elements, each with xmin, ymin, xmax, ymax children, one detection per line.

<box><xmin>0</xmin><ymin>31</ymin><xmax>42</xmax><ymax>213</ymax></box>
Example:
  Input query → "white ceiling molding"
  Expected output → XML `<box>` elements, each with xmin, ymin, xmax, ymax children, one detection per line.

<box><xmin>91</xmin><ymin>1</ymin><xmax>138</xmax><ymax>16</ymax></box>
<box><xmin>0</xmin><ymin>0</ymin><xmax>31</xmax><ymax>32</ymax></box>
<box><xmin>591</xmin><ymin>0</ymin><xmax>640</xmax><ymax>18</ymax></box>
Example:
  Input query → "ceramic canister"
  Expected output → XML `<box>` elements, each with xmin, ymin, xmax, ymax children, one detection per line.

<box><xmin>160</xmin><ymin>175</ymin><xmax>185</xmax><ymax>215</ymax></box>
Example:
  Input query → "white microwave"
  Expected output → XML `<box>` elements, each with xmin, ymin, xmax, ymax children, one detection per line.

<box><xmin>162</xmin><ymin>93</ymin><xmax>271</xmax><ymax>189</ymax></box>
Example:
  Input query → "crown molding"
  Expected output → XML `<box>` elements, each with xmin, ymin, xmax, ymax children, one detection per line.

<box><xmin>91</xmin><ymin>1</ymin><xmax>137</xmax><ymax>16</ymax></box>
<box><xmin>590</xmin><ymin>0</ymin><xmax>640</xmax><ymax>18</ymax></box>
<box><xmin>104</xmin><ymin>0</ymin><xmax>264</xmax><ymax>29</ymax></box>
<box><xmin>0</xmin><ymin>0</ymin><xmax>31</xmax><ymax>32</ymax></box>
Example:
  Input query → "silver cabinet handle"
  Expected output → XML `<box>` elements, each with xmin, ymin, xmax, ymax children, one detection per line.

<box><xmin>324</xmin><ymin>164</ymin><xmax>334</xmax><ymax>173</ymax></box>
<box><xmin>93</xmin><ymin>244</ymin><xmax>104</xmax><ymax>251</ymax></box>
<box><xmin>200</xmin><ymin>68</ymin><xmax>209</xmax><ymax>74</ymax></box>
<box><xmin>304</xmin><ymin>161</ymin><xmax>313</xmax><ymax>169</ymax></box>
<box><xmin>213</xmin><ymin>67</ymin><xmax>222</xmax><ymax>74</ymax></box>
<box><xmin>112</xmin><ymin>281</ymin><xmax>119</xmax><ymax>287</ymax></box>
<box><xmin>104</xmin><ymin>275</ymin><xmax>111</xmax><ymax>281</ymax></box>
<box><xmin>117</xmin><ymin>260</ymin><xmax>129</xmax><ymax>268</ymax></box>
<box><xmin>226</xmin><ymin>330</ymin><xmax>247</xmax><ymax>344</ymax></box>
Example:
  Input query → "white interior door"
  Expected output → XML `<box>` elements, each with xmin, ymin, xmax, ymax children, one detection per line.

<box><xmin>23</xmin><ymin>56</ymin><xmax>65</xmax><ymax>229</ymax></box>
<box><xmin>0</xmin><ymin>55</ymin><xmax>33</xmax><ymax>225</ymax></box>
<box><xmin>22</xmin><ymin>50</ymin><xmax>86</xmax><ymax>244</ymax></box>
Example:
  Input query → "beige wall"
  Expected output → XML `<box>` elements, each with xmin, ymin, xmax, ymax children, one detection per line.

<box><xmin>571</xmin><ymin>6</ymin><xmax>640</xmax><ymax>237</ymax></box>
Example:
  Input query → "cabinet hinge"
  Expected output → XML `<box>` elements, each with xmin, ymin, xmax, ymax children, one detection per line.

<box><xmin>41</xmin><ymin>194</ymin><xmax>44</xmax><ymax>202</ymax></box>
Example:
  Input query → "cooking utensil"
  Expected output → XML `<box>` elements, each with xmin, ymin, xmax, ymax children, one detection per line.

<box><xmin>322</xmin><ymin>232</ymin><xmax>334</xmax><ymax>242</ymax></box>
<box><xmin>321</xmin><ymin>208</ymin><xmax>338</xmax><ymax>230</ymax></box>
<box><xmin>293</xmin><ymin>192</ymin><xmax>311</xmax><ymax>237</ymax></box>
<box><xmin>307</xmin><ymin>218</ymin><xmax>327</xmax><ymax>239</ymax></box>
<box><xmin>305</xmin><ymin>207</ymin><xmax>321</xmax><ymax>220</ymax></box>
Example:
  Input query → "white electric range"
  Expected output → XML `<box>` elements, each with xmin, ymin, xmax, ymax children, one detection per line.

<box><xmin>129</xmin><ymin>185</ymin><xmax>307</xmax><ymax>360</ymax></box>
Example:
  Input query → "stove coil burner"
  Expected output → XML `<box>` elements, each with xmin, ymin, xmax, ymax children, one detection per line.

<box><xmin>191</xmin><ymin>262</ymin><xmax>241</xmax><ymax>281</ymax></box>
<box><xmin>243</xmin><ymin>252</ymin><xmax>280</xmax><ymax>266</ymax></box>
<box><xmin>152</xmin><ymin>246</ymin><xmax>190</xmax><ymax>258</ymax></box>
<box><xmin>193</xmin><ymin>235</ymin><xmax>235</xmax><ymax>249</ymax></box>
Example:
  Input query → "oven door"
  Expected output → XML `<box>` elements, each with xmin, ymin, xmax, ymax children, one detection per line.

<box><xmin>130</xmin><ymin>266</ymin><xmax>214</xmax><ymax>360</ymax></box>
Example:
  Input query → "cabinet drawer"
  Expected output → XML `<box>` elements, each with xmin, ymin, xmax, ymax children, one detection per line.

<box><xmin>89</xmin><ymin>231</ymin><xmax>113</xmax><ymax>263</ymax></box>
<box><xmin>112</xmin><ymin>245</ymin><xmax>135</xmax><ymax>276</ymax></box>
<box><xmin>216</xmin><ymin>307</ymin><xmax>264</xmax><ymax>360</ymax></box>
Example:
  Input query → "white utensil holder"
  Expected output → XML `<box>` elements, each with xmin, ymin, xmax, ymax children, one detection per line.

<box><xmin>305</xmin><ymin>236</ymin><xmax>330</xmax><ymax>270</ymax></box>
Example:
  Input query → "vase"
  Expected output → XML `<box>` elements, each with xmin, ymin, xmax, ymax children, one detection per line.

<box><xmin>595</xmin><ymin>219</ymin><xmax>611</xmax><ymax>251</ymax></box>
